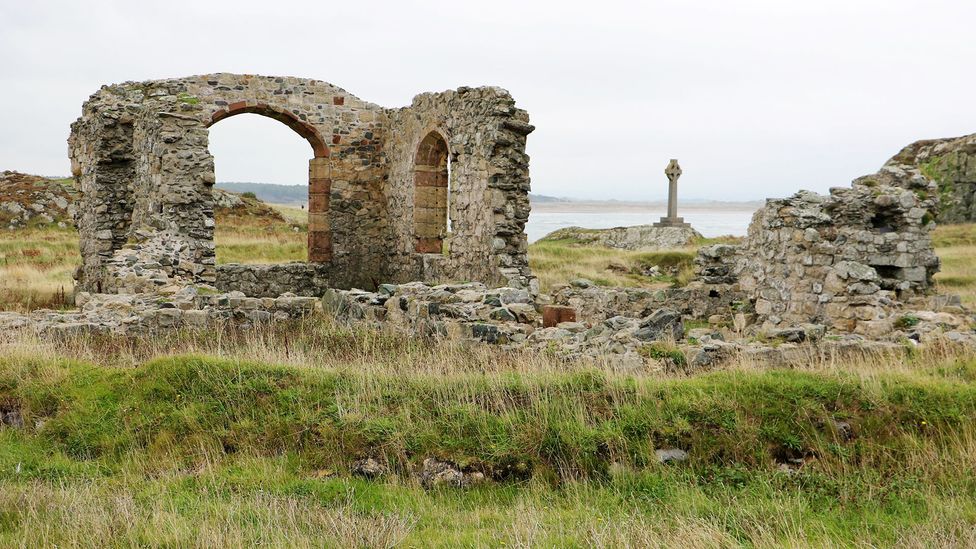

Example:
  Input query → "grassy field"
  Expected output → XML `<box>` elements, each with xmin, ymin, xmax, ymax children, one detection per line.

<box><xmin>0</xmin><ymin>225</ymin><xmax>79</xmax><ymax>310</ymax></box>
<box><xmin>0</xmin><ymin>205</ymin><xmax>308</xmax><ymax>311</ymax></box>
<box><xmin>2</xmin><ymin>217</ymin><xmax>976</xmax><ymax>544</ymax></box>
<box><xmin>1</xmin><ymin>320</ymin><xmax>976</xmax><ymax>546</ymax></box>
<box><xmin>3</xmin><ymin>218</ymin><xmax>976</xmax><ymax>311</ymax></box>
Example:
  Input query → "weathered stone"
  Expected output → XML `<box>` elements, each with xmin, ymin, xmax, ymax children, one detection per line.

<box><xmin>1</xmin><ymin>408</ymin><xmax>24</xmax><ymax>429</ymax></box>
<box><xmin>872</xmin><ymin>133</ymin><xmax>976</xmax><ymax>223</ymax></box>
<box><xmin>695</xmin><ymin>178</ymin><xmax>939</xmax><ymax>333</ymax></box>
<box><xmin>635</xmin><ymin>308</ymin><xmax>683</xmax><ymax>342</ymax></box>
<box><xmin>655</xmin><ymin>448</ymin><xmax>689</xmax><ymax>464</ymax></box>
<box><xmin>418</xmin><ymin>458</ymin><xmax>479</xmax><ymax>488</ymax></box>
<box><xmin>351</xmin><ymin>458</ymin><xmax>385</xmax><ymax>479</ymax></box>
<box><xmin>69</xmin><ymin>73</ymin><xmax>536</xmax><ymax>295</ymax></box>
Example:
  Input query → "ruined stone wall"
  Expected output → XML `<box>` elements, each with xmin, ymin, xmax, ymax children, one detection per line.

<box><xmin>697</xmin><ymin>181</ymin><xmax>939</xmax><ymax>336</ymax></box>
<box><xmin>69</xmin><ymin>74</ymin><xmax>534</xmax><ymax>296</ymax></box>
<box><xmin>384</xmin><ymin>87</ymin><xmax>535</xmax><ymax>290</ymax></box>
<box><xmin>873</xmin><ymin>133</ymin><xmax>976</xmax><ymax>224</ymax></box>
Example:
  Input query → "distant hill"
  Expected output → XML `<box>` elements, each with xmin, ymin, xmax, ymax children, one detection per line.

<box><xmin>216</xmin><ymin>182</ymin><xmax>307</xmax><ymax>205</ymax></box>
<box><xmin>214</xmin><ymin>183</ymin><xmax>761</xmax><ymax>209</ymax></box>
<box><xmin>529</xmin><ymin>193</ymin><xmax>570</xmax><ymax>203</ymax></box>
<box><xmin>218</xmin><ymin>183</ymin><xmax>571</xmax><ymax>206</ymax></box>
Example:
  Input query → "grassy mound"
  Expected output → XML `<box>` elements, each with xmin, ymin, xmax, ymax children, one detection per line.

<box><xmin>2</xmin><ymin>327</ymin><xmax>976</xmax><ymax>545</ymax></box>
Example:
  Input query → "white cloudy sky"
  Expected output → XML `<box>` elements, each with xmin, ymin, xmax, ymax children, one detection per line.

<box><xmin>1</xmin><ymin>0</ymin><xmax>974</xmax><ymax>201</ymax></box>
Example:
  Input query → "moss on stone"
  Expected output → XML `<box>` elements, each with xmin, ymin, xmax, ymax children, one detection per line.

<box><xmin>177</xmin><ymin>93</ymin><xmax>200</xmax><ymax>105</ymax></box>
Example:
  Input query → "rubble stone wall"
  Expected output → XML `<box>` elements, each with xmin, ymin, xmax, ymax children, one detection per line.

<box><xmin>215</xmin><ymin>263</ymin><xmax>334</xmax><ymax>298</ymax></box>
<box><xmin>697</xmin><ymin>181</ymin><xmax>940</xmax><ymax>335</ymax></box>
<box><xmin>874</xmin><ymin>133</ymin><xmax>976</xmax><ymax>224</ymax></box>
<box><xmin>68</xmin><ymin>74</ymin><xmax>534</xmax><ymax>295</ymax></box>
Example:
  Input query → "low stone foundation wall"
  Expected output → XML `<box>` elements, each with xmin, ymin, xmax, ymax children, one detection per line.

<box><xmin>0</xmin><ymin>288</ymin><xmax>318</xmax><ymax>335</ymax></box>
<box><xmin>216</xmin><ymin>263</ymin><xmax>337</xmax><ymax>297</ymax></box>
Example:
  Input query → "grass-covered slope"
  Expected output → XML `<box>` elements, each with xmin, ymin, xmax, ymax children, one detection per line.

<box><xmin>2</xmin><ymin>321</ymin><xmax>976</xmax><ymax>546</ymax></box>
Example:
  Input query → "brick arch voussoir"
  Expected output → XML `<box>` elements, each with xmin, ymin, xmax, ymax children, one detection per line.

<box><xmin>208</xmin><ymin>102</ymin><xmax>330</xmax><ymax>158</ymax></box>
<box><xmin>414</xmin><ymin>128</ymin><xmax>450</xmax><ymax>168</ymax></box>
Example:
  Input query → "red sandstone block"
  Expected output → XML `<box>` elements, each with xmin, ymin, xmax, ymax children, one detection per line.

<box><xmin>332</xmin><ymin>134</ymin><xmax>341</xmax><ymax>144</ymax></box>
<box><xmin>415</xmin><ymin>171</ymin><xmax>437</xmax><ymax>187</ymax></box>
<box><xmin>415</xmin><ymin>237</ymin><xmax>443</xmax><ymax>254</ymax></box>
<box><xmin>228</xmin><ymin>101</ymin><xmax>247</xmax><ymax>111</ymax></box>
<box><xmin>309</xmin><ymin>248</ymin><xmax>332</xmax><ymax>263</ymax></box>
<box><xmin>309</xmin><ymin>193</ymin><xmax>329</xmax><ymax>212</ymax></box>
<box><xmin>333</xmin><ymin>96</ymin><xmax>344</xmax><ymax>105</ymax></box>
<box><xmin>308</xmin><ymin>231</ymin><xmax>333</xmax><ymax>262</ymax></box>
<box><xmin>309</xmin><ymin>177</ymin><xmax>331</xmax><ymax>195</ymax></box>
<box><xmin>307</xmin><ymin>213</ymin><xmax>329</xmax><ymax>231</ymax></box>
<box><xmin>542</xmin><ymin>305</ymin><xmax>577</xmax><ymax>328</ymax></box>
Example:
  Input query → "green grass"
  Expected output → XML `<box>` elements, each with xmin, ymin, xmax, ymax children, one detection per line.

<box><xmin>528</xmin><ymin>240</ymin><xmax>696</xmax><ymax>291</ymax></box>
<box><xmin>2</xmin><ymin>323</ymin><xmax>976</xmax><ymax>545</ymax></box>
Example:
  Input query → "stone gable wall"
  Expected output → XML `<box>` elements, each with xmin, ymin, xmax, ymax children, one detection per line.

<box><xmin>68</xmin><ymin>74</ymin><xmax>534</xmax><ymax>295</ymax></box>
<box><xmin>383</xmin><ymin>87</ymin><xmax>535</xmax><ymax>290</ymax></box>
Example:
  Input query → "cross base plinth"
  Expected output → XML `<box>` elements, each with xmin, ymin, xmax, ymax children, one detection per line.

<box><xmin>653</xmin><ymin>217</ymin><xmax>691</xmax><ymax>228</ymax></box>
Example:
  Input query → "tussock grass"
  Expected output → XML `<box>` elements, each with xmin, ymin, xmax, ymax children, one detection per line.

<box><xmin>0</xmin><ymin>226</ymin><xmax>77</xmax><ymax>311</ymax></box>
<box><xmin>0</xmin><ymin>205</ymin><xmax>308</xmax><ymax>309</ymax></box>
<box><xmin>934</xmin><ymin>241</ymin><xmax>976</xmax><ymax>306</ymax></box>
<box><xmin>528</xmin><ymin>239</ymin><xmax>696</xmax><ymax>291</ymax></box>
<box><xmin>2</xmin><ymin>320</ymin><xmax>976</xmax><ymax>544</ymax></box>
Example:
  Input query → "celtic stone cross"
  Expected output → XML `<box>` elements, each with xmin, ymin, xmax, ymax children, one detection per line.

<box><xmin>654</xmin><ymin>159</ymin><xmax>691</xmax><ymax>228</ymax></box>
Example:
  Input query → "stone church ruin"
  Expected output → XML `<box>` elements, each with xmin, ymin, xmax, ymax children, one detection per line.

<box><xmin>68</xmin><ymin>73</ymin><xmax>534</xmax><ymax>296</ymax></box>
<box><xmin>1</xmin><ymin>73</ymin><xmax>969</xmax><ymax>365</ymax></box>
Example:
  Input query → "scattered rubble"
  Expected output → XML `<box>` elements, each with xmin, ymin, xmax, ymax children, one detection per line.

<box><xmin>655</xmin><ymin>448</ymin><xmax>689</xmax><ymax>464</ymax></box>
<box><xmin>418</xmin><ymin>458</ymin><xmax>485</xmax><ymax>488</ymax></box>
<box><xmin>0</xmin><ymin>171</ymin><xmax>77</xmax><ymax>229</ymax></box>
<box><xmin>351</xmin><ymin>458</ymin><xmax>386</xmax><ymax>479</ymax></box>
<box><xmin>0</xmin><ymin>287</ymin><xmax>317</xmax><ymax>334</ymax></box>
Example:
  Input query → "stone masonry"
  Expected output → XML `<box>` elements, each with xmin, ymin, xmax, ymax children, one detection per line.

<box><xmin>696</xmin><ymin>179</ymin><xmax>940</xmax><ymax>336</ymax></box>
<box><xmin>868</xmin><ymin>133</ymin><xmax>976</xmax><ymax>224</ymax></box>
<box><xmin>68</xmin><ymin>74</ymin><xmax>534</xmax><ymax>296</ymax></box>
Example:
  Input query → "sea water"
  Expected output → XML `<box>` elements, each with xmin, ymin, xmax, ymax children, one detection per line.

<box><xmin>525</xmin><ymin>208</ymin><xmax>758</xmax><ymax>243</ymax></box>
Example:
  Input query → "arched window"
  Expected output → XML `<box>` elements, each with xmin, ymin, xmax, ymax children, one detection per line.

<box><xmin>207</xmin><ymin>103</ymin><xmax>331</xmax><ymax>263</ymax></box>
<box><xmin>414</xmin><ymin>131</ymin><xmax>450</xmax><ymax>254</ymax></box>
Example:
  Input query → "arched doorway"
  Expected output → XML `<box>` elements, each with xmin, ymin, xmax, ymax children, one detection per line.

<box><xmin>208</xmin><ymin>103</ymin><xmax>332</xmax><ymax>263</ymax></box>
<box><xmin>414</xmin><ymin>131</ymin><xmax>450</xmax><ymax>254</ymax></box>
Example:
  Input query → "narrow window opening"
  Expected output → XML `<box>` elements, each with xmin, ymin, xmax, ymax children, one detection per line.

<box><xmin>414</xmin><ymin>131</ymin><xmax>451</xmax><ymax>255</ymax></box>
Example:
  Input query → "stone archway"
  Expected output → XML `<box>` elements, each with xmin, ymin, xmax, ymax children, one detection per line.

<box><xmin>413</xmin><ymin>131</ymin><xmax>450</xmax><ymax>254</ymax></box>
<box><xmin>70</xmin><ymin>74</ymin><xmax>534</xmax><ymax>295</ymax></box>
<box><xmin>207</xmin><ymin>103</ymin><xmax>332</xmax><ymax>262</ymax></box>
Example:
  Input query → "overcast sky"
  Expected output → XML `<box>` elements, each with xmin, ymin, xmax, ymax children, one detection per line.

<box><xmin>2</xmin><ymin>1</ymin><xmax>974</xmax><ymax>201</ymax></box>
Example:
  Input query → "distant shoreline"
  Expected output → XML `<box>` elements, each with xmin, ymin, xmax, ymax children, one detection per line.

<box><xmin>530</xmin><ymin>200</ymin><xmax>763</xmax><ymax>213</ymax></box>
